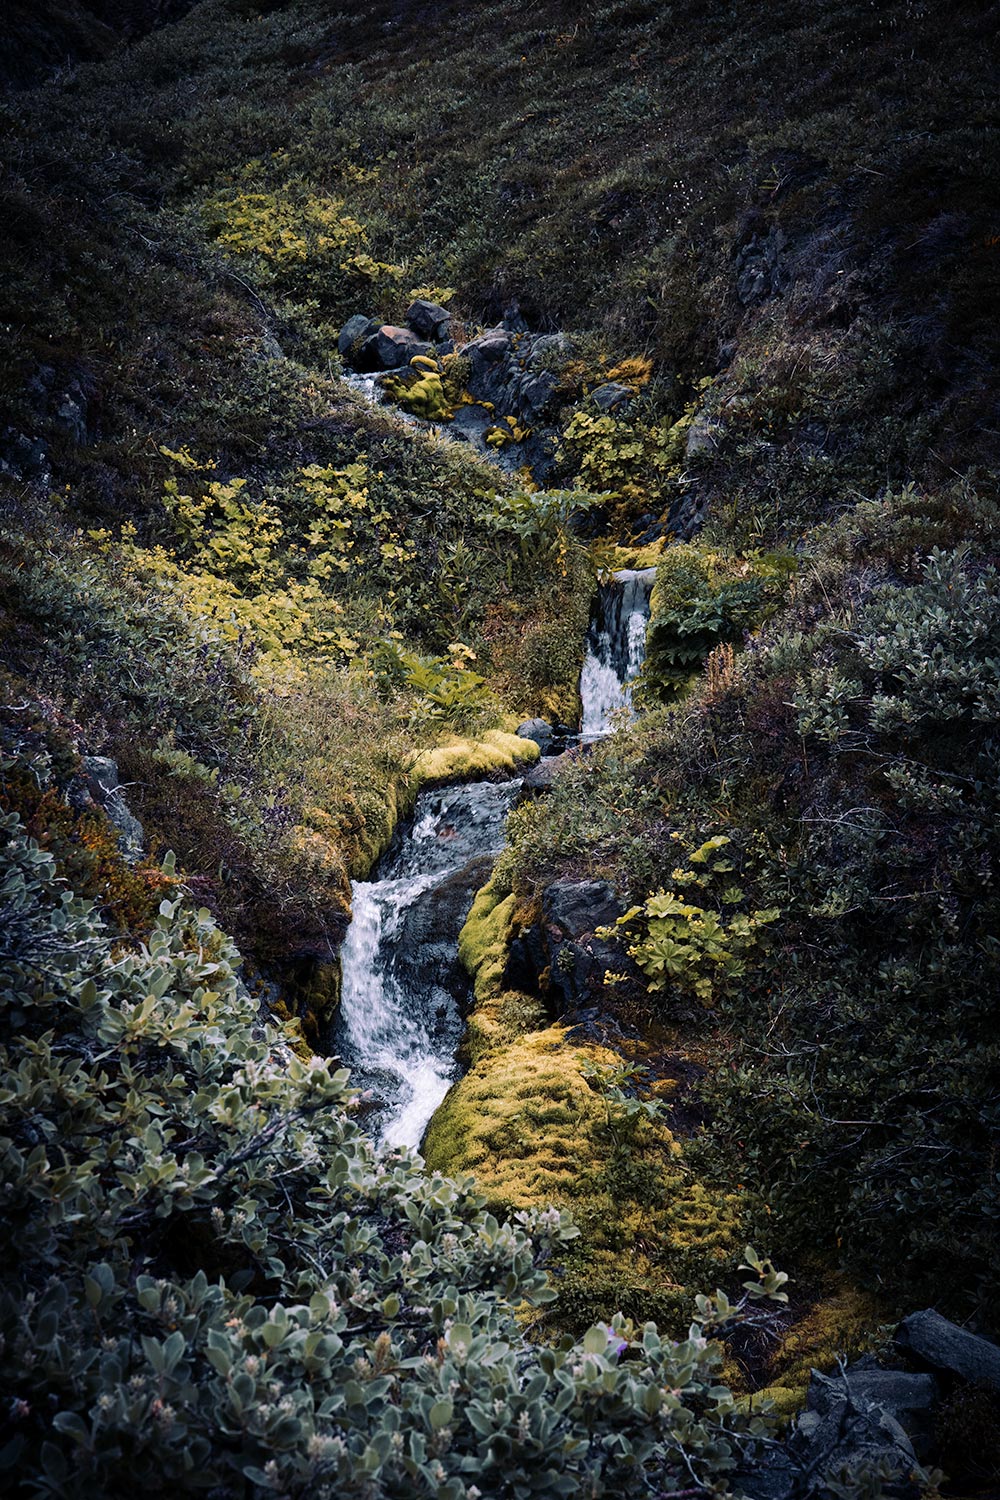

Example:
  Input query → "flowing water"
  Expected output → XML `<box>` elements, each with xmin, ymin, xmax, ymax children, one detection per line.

<box><xmin>579</xmin><ymin>567</ymin><xmax>656</xmax><ymax>738</ymax></box>
<box><xmin>334</xmin><ymin>778</ymin><xmax>520</xmax><ymax>1150</ymax></box>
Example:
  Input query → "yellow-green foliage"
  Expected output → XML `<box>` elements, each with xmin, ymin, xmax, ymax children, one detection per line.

<box><xmin>458</xmin><ymin>874</ymin><xmax>516</xmax><ymax>1004</ymax></box>
<box><xmin>560</xmin><ymin>381</ymin><xmax>710</xmax><ymax>506</ymax></box>
<box><xmin>200</xmin><ymin>178</ymin><xmax>405</xmax><ymax>303</ymax></box>
<box><xmin>383</xmin><ymin>361</ymin><xmax>453</xmax><ymax>421</ymax></box>
<box><xmin>408</xmin><ymin>729</ymin><xmax>539</xmax><ymax>789</ymax></box>
<box><xmin>454</xmin><ymin>874</ymin><xmax>546</xmax><ymax>1061</ymax></box>
<box><xmin>736</xmin><ymin>1386</ymin><xmax>807</xmax><ymax>1428</ymax></box>
<box><xmin>606</xmin><ymin>836</ymin><xmax>779</xmax><ymax>1007</ymax></box>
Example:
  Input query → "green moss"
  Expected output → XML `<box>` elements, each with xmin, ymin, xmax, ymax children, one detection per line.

<box><xmin>764</xmin><ymin>1283</ymin><xmax>888</xmax><ymax>1392</ymax></box>
<box><xmin>409</xmin><ymin>729</ymin><xmax>539</xmax><ymax>790</ymax></box>
<box><xmin>736</xmin><ymin>1386</ymin><xmax>808</xmax><ymax>1428</ymax></box>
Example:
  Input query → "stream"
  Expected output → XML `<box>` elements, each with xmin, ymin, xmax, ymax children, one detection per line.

<box><xmin>579</xmin><ymin>567</ymin><xmax>656</xmax><ymax>738</ymax></box>
<box><xmin>333</xmin><ymin>778</ymin><xmax>520</xmax><ymax>1148</ymax></box>
<box><xmin>335</xmin><ymin>375</ymin><xmax>656</xmax><ymax>1150</ymax></box>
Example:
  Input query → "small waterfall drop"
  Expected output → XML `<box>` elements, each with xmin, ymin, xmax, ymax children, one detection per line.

<box><xmin>579</xmin><ymin>567</ymin><xmax>656</xmax><ymax>738</ymax></box>
<box><xmin>334</xmin><ymin>778</ymin><xmax>520</xmax><ymax>1150</ymax></box>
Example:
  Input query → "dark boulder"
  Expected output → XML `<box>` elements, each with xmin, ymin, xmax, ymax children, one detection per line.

<box><xmin>519</xmin><ymin>752</ymin><xmax>571</xmax><ymax>799</ymax></box>
<box><xmin>393</xmin><ymin>855</ymin><xmax>494</xmax><ymax>1005</ymax></box>
<box><xmin>505</xmin><ymin>877</ymin><xmax>634</xmax><ymax>1013</ymax></box>
<box><xmin>515</xmin><ymin>718</ymin><xmax>553</xmax><ymax>751</ymax></box>
<box><xmin>338</xmin><ymin>313</ymin><xmax>379</xmax><ymax>357</ymax></box>
<box><xmin>405</xmin><ymin>298</ymin><xmax>451</xmax><ymax>341</ymax></box>
<box><xmin>590</xmin><ymin>381</ymin><xmax>633</xmax><ymax>413</ymax></box>
<box><xmin>374</xmin><ymin>325</ymin><xmax>433</xmax><ymax>369</ymax></box>
<box><xmin>355</xmin><ymin>325</ymin><xmax>432</xmax><ymax>371</ymax></box>
<box><xmin>895</xmin><ymin>1309</ymin><xmax>1000</xmax><ymax>1392</ymax></box>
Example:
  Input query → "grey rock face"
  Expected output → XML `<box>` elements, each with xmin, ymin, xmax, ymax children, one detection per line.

<box><xmin>505</xmin><ymin>878</ymin><xmax>633</xmax><ymax>1013</ymax></box>
<box><xmin>405</xmin><ymin>298</ymin><xmax>451</xmax><ymax>340</ymax></box>
<box><xmin>895</xmin><ymin>1308</ymin><xmax>1000</xmax><ymax>1391</ymax></box>
<box><xmin>338</xmin><ymin>313</ymin><xmax>378</xmax><ymax>356</ymax></box>
<box><xmin>374</xmin><ymin>325</ymin><xmax>432</xmax><ymax>369</ymax></box>
<box><xmin>515</xmin><ymin>718</ymin><xmax>553</xmax><ymax>750</ymax></box>
<box><xmin>81</xmin><ymin>756</ymin><xmax>145</xmax><ymax>862</ymax></box>
<box><xmin>590</xmin><ymin>382</ymin><xmax>633</xmax><ymax>413</ymax></box>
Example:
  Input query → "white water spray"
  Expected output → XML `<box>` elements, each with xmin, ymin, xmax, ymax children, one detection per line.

<box><xmin>579</xmin><ymin>567</ymin><xmax>655</xmax><ymax>738</ymax></box>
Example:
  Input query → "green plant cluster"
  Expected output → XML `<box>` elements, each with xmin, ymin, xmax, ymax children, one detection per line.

<box><xmin>606</xmin><ymin>837</ymin><xmax>780</xmax><ymax>1009</ymax></box>
<box><xmin>0</xmin><ymin>771</ymin><xmax>786</xmax><ymax>1496</ymax></box>
<box><xmin>642</xmin><ymin>546</ymin><xmax>794</xmax><ymax>703</ymax></box>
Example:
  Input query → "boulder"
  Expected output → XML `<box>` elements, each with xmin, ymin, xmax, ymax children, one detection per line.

<box><xmin>685</xmin><ymin>410</ymin><xmax>725</xmax><ymax>458</ymax></box>
<box><xmin>464</xmin><ymin>330</ymin><xmax>511</xmax><ymax>367</ymax></box>
<box><xmin>80</xmin><ymin>756</ymin><xmax>145</xmax><ymax>862</ymax></box>
<box><xmin>395</xmin><ymin>855</ymin><xmax>494</xmax><ymax>1006</ymax></box>
<box><xmin>527</xmin><ymin>332</ymin><xmax>571</xmax><ymax>367</ymax></box>
<box><xmin>448</xmin><ymin>403</ymin><xmax>493</xmax><ymax>444</ymax></box>
<box><xmin>806</xmin><ymin>1367</ymin><xmax>939</xmax><ymax>1460</ymax></box>
<box><xmin>515</xmin><ymin>718</ymin><xmax>553</xmax><ymax>750</ymax></box>
<box><xmin>895</xmin><ymin>1309</ymin><xmax>1000</xmax><ymax>1391</ymax></box>
<box><xmin>544</xmin><ymin>879</ymin><xmax>622</xmax><ymax>937</ymax></box>
<box><xmin>505</xmin><ymin>878</ymin><xmax>634</xmax><ymax>1014</ymax></box>
<box><xmin>590</xmin><ymin>381</ymin><xmax>633</xmax><ymax>413</ymax></box>
<box><xmin>405</xmin><ymin>298</ymin><xmax>451</xmax><ymax>341</ymax></box>
<box><xmin>374</xmin><ymin>325</ymin><xmax>432</xmax><ymax>369</ymax></box>
<box><xmin>519</xmin><ymin>751</ymin><xmax>572</xmax><ymax>799</ymax></box>
<box><xmin>355</xmin><ymin>325</ymin><xmax>433</xmax><ymax>371</ymax></box>
<box><xmin>338</xmin><ymin>312</ymin><xmax>379</xmax><ymax>357</ymax></box>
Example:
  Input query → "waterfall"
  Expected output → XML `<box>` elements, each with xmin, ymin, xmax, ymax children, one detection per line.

<box><xmin>334</xmin><ymin>778</ymin><xmax>520</xmax><ymax>1150</ymax></box>
<box><xmin>579</xmin><ymin>567</ymin><xmax>656</xmax><ymax>738</ymax></box>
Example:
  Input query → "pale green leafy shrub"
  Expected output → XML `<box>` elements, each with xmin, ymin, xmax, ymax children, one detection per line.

<box><xmin>0</xmin><ymin>769</ymin><xmax>780</xmax><ymax>1496</ymax></box>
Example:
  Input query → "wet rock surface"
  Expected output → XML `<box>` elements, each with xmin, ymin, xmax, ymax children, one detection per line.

<box><xmin>505</xmin><ymin>876</ymin><xmax>636</xmax><ymax>1014</ymax></box>
<box><xmin>741</xmin><ymin>1311</ymin><xmax>1000</xmax><ymax>1497</ymax></box>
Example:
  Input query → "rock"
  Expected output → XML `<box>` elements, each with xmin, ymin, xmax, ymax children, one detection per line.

<box><xmin>405</xmin><ymin>298</ymin><xmax>451</xmax><ymax>341</ymax></box>
<box><xmin>338</xmin><ymin>312</ymin><xmax>378</xmax><ymax>357</ymax></box>
<box><xmin>527</xmin><ymin>332</ymin><xmax>571</xmax><ymax>367</ymax></box>
<box><xmin>544</xmin><ymin>879</ymin><xmax>623</xmax><ymax>937</ymax></box>
<box><xmin>448</xmin><ymin>403</ymin><xmax>494</xmax><ymax>444</ymax></box>
<box><xmin>465</xmin><ymin>329</ymin><xmax>511</xmax><ymax>367</ymax></box>
<box><xmin>519</xmin><ymin>756</ymin><xmax>564</xmax><ymax>798</ymax></box>
<box><xmin>685</xmin><ymin>410</ymin><xmax>725</xmax><ymax>458</ymax></box>
<box><xmin>518</xmin><ymin>369</ymin><xmax>559</xmax><ymax>418</ymax></box>
<box><xmin>807</xmin><ymin>1367</ymin><xmax>939</xmax><ymax>1460</ymax></box>
<box><xmin>80</xmin><ymin>756</ymin><xmax>145</xmax><ymax>862</ymax></box>
<box><xmin>735</xmin><ymin>222</ymin><xmax>788</xmax><ymax>306</ymax></box>
<box><xmin>355</xmin><ymin>325</ymin><xmax>432</xmax><ymax>371</ymax></box>
<box><xmin>505</xmin><ymin>878</ymin><xmax>634</xmax><ymax>1014</ymax></box>
<box><xmin>895</xmin><ymin>1309</ymin><xmax>1000</xmax><ymax>1391</ymax></box>
<box><xmin>515</xmin><ymin>718</ymin><xmax>553</xmax><ymax>750</ymax></box>
<box><xmin>374</xmin><ymin>325</ymin><xmax>432</xmax><ymax>369</ymax></box>
<box><xmin>395</xmin><ymin>855</ymin><xmax>494</xmax><ymax>1006</ymax></box>
<box><xmin>590</xmin><ymin>381</ymin><xmax>633</xmax><ymax>413</ymax></box>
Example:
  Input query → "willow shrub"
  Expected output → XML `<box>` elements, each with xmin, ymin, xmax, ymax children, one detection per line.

<box><xmin>0</xmin><ymin>761</ymin><xmax>783</xmax><ymax>1498</ymax></box>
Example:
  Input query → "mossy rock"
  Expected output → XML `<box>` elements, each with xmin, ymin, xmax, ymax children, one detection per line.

<box><xmin>409</xmin><ymin>729</ymin><xmax>539</xmax><ymax>791</ymax></box>
<box><xmin>423</xmin><ymin>1024</ymin><xmax>618</xmax><ymax>1213</ymax></box>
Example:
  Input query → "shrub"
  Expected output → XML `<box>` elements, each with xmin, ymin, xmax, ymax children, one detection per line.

<box><xmin>0</xmin><ymin>777</ymin><xmax>781</xmax><ymax>1496</ymax></box>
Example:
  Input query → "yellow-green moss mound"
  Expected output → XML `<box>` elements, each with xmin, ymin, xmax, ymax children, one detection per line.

<box><xmin>409</xmin><ymin>729</ymin><xmax>539</xmax><ymax>790</ymax></box>
<box><xmin>424</xmin><ymin>1024</ymin><xmax>618</xmax><ymax>1211</ymax></box>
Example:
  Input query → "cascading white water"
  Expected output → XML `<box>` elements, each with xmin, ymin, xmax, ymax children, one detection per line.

<box><xmin>579</xmin><ymin>567</ymin><xmax>656</xmax><ymax>738</ymax></box>
<box><xmin>334</xmin><ymin>779</ymin><xmax>520</xmax><ymax>1151</ymax></box>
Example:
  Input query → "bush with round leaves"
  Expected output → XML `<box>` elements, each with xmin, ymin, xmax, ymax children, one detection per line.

<box><xmin>0</xmin><ymin>776</ymin><xmax>777</xmax><ymax>1497</ymax></box>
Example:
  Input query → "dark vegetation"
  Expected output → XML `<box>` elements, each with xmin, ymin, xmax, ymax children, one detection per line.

<box><xmin>1</xmin><ymin>0</ymin><xmax>999</xmax><ymax>1492</ymax></box>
